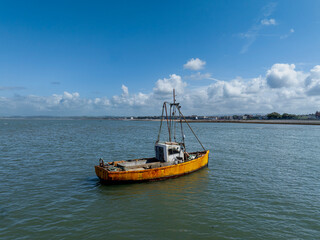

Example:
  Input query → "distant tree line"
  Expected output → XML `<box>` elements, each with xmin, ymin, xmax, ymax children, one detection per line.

<box><xmin>267</xmin><ymin>112</ymin><xmax>320</xmax><ymax>120</ymax></box>
<box><xmin>267</xmin><ymin>112</ymin><xmax>297</xmax><ymax>119</ymax></box>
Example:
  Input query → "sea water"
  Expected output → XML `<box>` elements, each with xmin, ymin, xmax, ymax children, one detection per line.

<box><xmin>0</xmin><ymin>120</ymin><xmax>319</xmax><ymax>239</ymax></box>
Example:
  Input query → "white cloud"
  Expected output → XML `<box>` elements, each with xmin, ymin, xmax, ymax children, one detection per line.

<box><xmin>183</xmin><ymin>58</ymin><xmax>206</xmax><ymax>70</ymax></box>
<box><xmin>240</xmin><ymin>3</ymin><xmax>277</xmax><ymax>53</ymax></box>
<box><xmin>223</xmin><ymin>80</ymin><xmax>244</xmax><ymax>98</ymax></box>
<box><xmin>0</xmin><ymin>91</ymin><xmax>111</xmax><ymax>116</ymax></box>
<box><xmin>305</xmin><ymin>65</ymin><xmax>320</xmax><ymax>96</ymax></box>
<box><xmin>111</xmin><ymin>85</ymin><xmax>150</xmax><ymax>108</ymax></box>
<box><xmin>153</xmin><ymin>74</ymin><xmax>187</xmax><ymax>96</ymax></box>
<box><xmin>63</xmin><ymin>91</ymin><xmax>79</xmax><ymax>100</ymax></box>
<box><xmin>121</xmin><ymin>84</ymin><xmax>129</xmax><ymax>96</ymax></box>
<box><xmin>207</xmin><ymin>77</ymin><xmax>264</xmax><ymax>100</ymax></box>
<box><xmin>280</xmin><ymin>28</ymin><xmax>295</xmax><ymax>39</ymax></box>
<box><xmin>2</xmin><ymin>63</ymin><xmax>320</xmax><ymax>116</ymax></box>
<box><xmin>261</xmin><ymin>18</ymin><xmax>276</xmax><ymax>25</ymax></box>
<box><xmin>93</xmin><ymin>97</ymin><xmax>110</xmax><ymax>106</ymax></box>
<box><xmin>185</xmin><ymin>72</ymin><xmax>216</xmax><ymax>81</ymax></box>
<box><xmin>184</xmin><ymin>64</ymin><xmax>320</xmax><ymax>114</ymax></box>
<box><xmin>245</xmin><ymin>76</ymin><xmax>266</xmax><ymax>93</ymax></box>
<box><xmin>266</xmin><ymin>64</ymin><xmax>306</xmax><ymax>88</ymax></box>
<box><xmin>111</xmin><ymin>91</ymin><xmax>149</xmax><ymax>107</ymax></box>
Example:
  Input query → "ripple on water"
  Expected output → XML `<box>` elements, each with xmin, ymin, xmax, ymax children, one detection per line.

<box><xmin>0</xmin><ymin>120</ymin><xmax>319</xmax><ymax>239</ymax></box>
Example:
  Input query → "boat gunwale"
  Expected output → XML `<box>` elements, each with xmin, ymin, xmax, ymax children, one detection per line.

<box><xmin>96</xmin><ymin>150</ymin><xmax>209</xmax><ymax>175</ymax></box>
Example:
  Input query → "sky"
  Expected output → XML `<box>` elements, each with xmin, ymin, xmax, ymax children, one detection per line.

<box><xmin>1</xmin><ymin>0</ymin><xmax>320</xmax><ymax>116</ymax></box>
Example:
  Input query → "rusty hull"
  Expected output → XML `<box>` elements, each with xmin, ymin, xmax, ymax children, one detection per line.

<box><xmin>95</xmin><ymin>150</ymin><xmax>209</xmax><ymax>184</ymax></box>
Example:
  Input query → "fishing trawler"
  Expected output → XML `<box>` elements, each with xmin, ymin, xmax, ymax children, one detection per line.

<box><xmin>95</xmin><ymin>90</ymin><xmax>210</xmax><ymax>183</ymax></box>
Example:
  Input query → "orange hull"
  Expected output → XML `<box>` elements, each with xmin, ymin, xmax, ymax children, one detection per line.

<box><xmin>95</xmin><ymin>150</ymin><xmax>209</xmax><ymax>183</ymax></box>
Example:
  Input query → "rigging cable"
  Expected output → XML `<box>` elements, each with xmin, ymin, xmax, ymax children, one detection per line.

<box><xmin>156</xmin><ymin>102</ymin><xmax>165</xmax><ymax>142</ymax></box>
<box><xmin>164</xmin><ymin>103</ymin><xmax>171</xmax><ymax>142</ymax></box>
<box><xmin>178</xmin><ymin>108</ymin><xmax>206</xmax><ymax>151</ymax></box>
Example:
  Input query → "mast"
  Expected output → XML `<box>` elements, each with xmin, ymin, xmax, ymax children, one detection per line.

<box><xmin>157</xmin><ymin>89</ymin><xmax>206</xmax><ymax>151</ymax></box>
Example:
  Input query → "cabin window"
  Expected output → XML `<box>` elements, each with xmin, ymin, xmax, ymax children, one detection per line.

<box><xmin>155</xmin><ymin>146</ymin><xmax>164</xmax><ymax>161</ymax></box>
<box><xmin>168</xmin><ymin>148</ymin><xmax>180</xmax><ymax>155</ymax></box>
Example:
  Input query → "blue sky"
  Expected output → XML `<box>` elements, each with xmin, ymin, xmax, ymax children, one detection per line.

<box><xmin>1</xmin><ymin>0</ymin><xmax>320</xmax><ymax>116</ymax></box>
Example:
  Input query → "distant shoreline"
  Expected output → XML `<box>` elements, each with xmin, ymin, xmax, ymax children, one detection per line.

<box><xmin>1</xmin><ymin>117</ymin><xmax>320</xmax><ymax>125</ymax></box>
<box><xmin>132</xmin><ymin>119</ymin><xmax>320</xmax><ymax>125</ymax></box>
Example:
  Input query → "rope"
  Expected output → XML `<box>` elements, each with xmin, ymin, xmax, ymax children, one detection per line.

<box><xmin>179</xmin><ymin>109</ymin><xmax>186</xmax><ymax>151</ymax></box>
<box><xmin>164</xmin><ymin>103</ymin><xmax>171</xmax><ymax>142</ymax></box>
<box><xmin>157</xmin><ymin>103</ymin><xmax>165</xmax><ymax>142</ymax></box>
<box><xmin>178</xmin><ymin>108</ymin><xmax>206</xmax><ymax>151</ymax></box>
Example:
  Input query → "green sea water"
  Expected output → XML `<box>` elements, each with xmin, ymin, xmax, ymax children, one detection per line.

<box><xmin>0</xmin><ymin>120</ymin><xmax>319</xmax><ymax>239</ymax></box>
